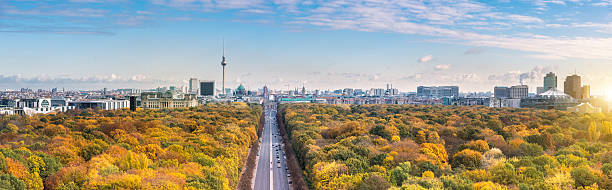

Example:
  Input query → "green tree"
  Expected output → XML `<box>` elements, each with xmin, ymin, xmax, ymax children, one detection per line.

<box><xmin>79</xmin><ymin>144</ymin><xmax>104</xmax><ymax>161</ymax></box>
<box><xmin>570</xmin><ymin>167</ymin><xmax>596</xmax><ymax>188</ymax></box>
<box><xmin>519</xmin><ymin>143</ymin><xmax>543</xmax><ymax>157</ymax></box>
<box><xmin>490</xmin><ymin>163</ymin><xmax>518</xmax><ymax>185</ymax></box>
<box><xmin>345</xmin><ymin>158</ymin><xmax>368</xmax><ymax>175</ymax></box>
<box><xmin>389</xmin><ymin>161</ymin><xmax>411</xmax><ymax>186</ymax></box>
<box><xmin>0</xmin><ymin>174</ymin><xmax>26</xmax><ymax>190</ymax></box>
<box><xmin>602</xmin><ymin>163</ymin><xmax>612</xmax><ymax>176</ymax></box>
<box><xmin>357</xmin><ymin>173</ymin><xmax>390</xmax><ymax>190</ymax></box>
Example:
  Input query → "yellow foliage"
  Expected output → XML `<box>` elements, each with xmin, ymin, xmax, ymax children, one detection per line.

<box><xmin>22</xmin><ymin>172</ymin><xmax>44</xmax><ymax>190</ymax></box>
<box><xmin>312</xmin><ymin>162</ymin><xmax>349</xmax><ymax>190</ymax></box>
<box><xmin>116</xmin><ymin>151</ymin><xmax>151</xmax><ymax>171</ymax></box>
<box><xmin>463</xmin><ymin>169</ymin><xmax>492</xmax><ymax>182</ymax></box>
<box><xmin>419</xmin><ymin>143</ymin><xmax>449</xmax><ymax>168</ymax></box>
<box><xmin>391</xmin><ymin>135</ymin><xmax>401</xmax><ymax>142</ymax></box>
<box><xmin>422</xmin><ymin>171</ymin><xmax>434</xmax><ymax>178</ymax></box>
<box><xmin>473</xmin><ymin>181</ymin><xmax>506</xmax><ymax>190</ymax></box>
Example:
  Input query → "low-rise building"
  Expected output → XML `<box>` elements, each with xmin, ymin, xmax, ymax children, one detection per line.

<box><xmin>568</xmin><ymin>102</ymin><xmax>601</xmax><ymax>113</ymax></box>
<box><xmin>140</xmin><ymin>91</ymin><xmax>198</xmax><ymax>109</ymax></box>
<box><xmin>520</xmin><ymin>89</ymin><xmax>578</xmax><ymax>110</ymax></box>
<box><xmin>69</xmin><ymin>99</ymin><xmax>129</xmax><ymax>110</ymax></box>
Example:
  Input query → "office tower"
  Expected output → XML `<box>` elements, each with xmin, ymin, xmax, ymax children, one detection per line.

<box><xmin>200</xmin><ymin>81</ymin><xmax>215</xmax><ymax>96</ymax></box>
<box><xmin>189</xmin><ymin>78</ymin><xmax>199</xmax><ymax>94</ymax></box>
<box><xmin>494</xmin><ymin>86</ymin><xmax>510</xmax><ymax>98</ymax></box>
<box><xmin>221</xmin><ymin>40</ymin><xmax>228</xmax><ymax>95</ymax></box>
<box><xmin>417</xmin><ymin>86</ymin><xmax>459</xmax><ymax>98</ymax></box>
<box><xmin>581</xmin><ymin>85</ymin><xmax>590</xmax><ymax>99</ymax></box>
<box><xmin>129</xmin><ymin>96</ymin><xmax>137</xmax><ymax>111</ymax></box>
<box><xmin>564</xmin><ymin>74</ymin><xmax>581</xmax><ymax>99</ymax></box>
<box><xmin>509</xmin><ymin>85</ymin><xmax>528</xmax><ymax>99</ymax></box>
<box><xmin>543</xmin><ymin>72</ymin><xmax>557</xmax><ymax>91</ymax></box>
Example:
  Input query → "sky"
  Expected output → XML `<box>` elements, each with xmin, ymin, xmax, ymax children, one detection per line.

<box><xmin>1</xmin><ymin>0</ymin><xmax>612</xmax><ymax>94</ymax></box>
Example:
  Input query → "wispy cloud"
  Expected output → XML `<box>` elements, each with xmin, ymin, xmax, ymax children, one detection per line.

<box><xmin>434</xmin><ymin>64</ymin><xmax>451</xmax><ymax>70</ymax></box>
<box><xmin>418</xmin><ymin>55</ymin><xmax>434</xmax><ymax>63</ymax></box>
<box><xmin>464</xmin><ymin>47</ymin><xmax>486</xmax><ymax>55</ymax></box>
<box><xmin>0</xmin><ymin>74</ymin><xmax>156</xmax><ymax>84</ymax></box>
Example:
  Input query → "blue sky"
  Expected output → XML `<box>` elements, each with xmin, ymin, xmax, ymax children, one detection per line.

<box><xmin>1</xmin><ymin>0</ymin><xmax>612</xmax><ymax>94</ymax></box>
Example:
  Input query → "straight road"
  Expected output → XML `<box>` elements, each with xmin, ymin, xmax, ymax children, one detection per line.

<box><xmin>254</xmin><ymin>103</ymin><xmax>291</xmax><ymax>190</ymax></box>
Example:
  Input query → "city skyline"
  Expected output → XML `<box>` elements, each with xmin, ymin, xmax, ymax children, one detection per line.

<box><xmin>1</xmin><ymin>0</ymin><xmax>612</xmax><ymax>94</ymax></box>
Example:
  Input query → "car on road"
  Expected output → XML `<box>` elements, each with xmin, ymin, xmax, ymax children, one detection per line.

<box><xmin>287</xmin><ymin>173</ymin><xmax>291</xmax><ymax>177</ymax></box>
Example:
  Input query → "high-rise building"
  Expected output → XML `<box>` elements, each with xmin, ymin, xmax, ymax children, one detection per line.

<box><xmin>189</xmin><ymin>78</ymin><xmax>199</xmax><ymax>94</ymax></box>
<box><xmin>263</xmin><ymin>85</ymin><xmax>269</xmax><ymax>99</ymax></box>
<box><xmin>564</xmin><ymin>74</ymin><xmax>581</xmax><ymax>99</ymax></box>
<box><xmin>581</xmin><ymin>85</ymin><xmax>590</xmax><ymax>99</ymax></box>
<box><xmin>200</xmin><ymin>81</ymin><xmax>215</xmax><ymax>96</ymax></box>
<box><xmin>509</xmin><ymin>85</ymin><xmax>528</xmax><ymax>99</ymax></box>
<box><xmin>543</xmin><ymin>72</ymin><xmax>557</xmax><ymax>91</ymax></box>
<box><xmin>494</xmin><ymin>86</ymin><xmax>509</xmax><ymax>98</ymax></box>
<box><xmin>417</xmin><ymin>86</ymin><xmax>459</xmax><ymax>98</ymax></box>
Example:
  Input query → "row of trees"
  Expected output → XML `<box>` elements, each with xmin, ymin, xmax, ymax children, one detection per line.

<box><xmin>281</xmin><ymin>104</ymin><xmax>612</xmax><ymax>190</ymax></box>
<box><xmin>0</xmin><ymin>103</ymin><xmax>261</xmax><ymax>190</ymax></box>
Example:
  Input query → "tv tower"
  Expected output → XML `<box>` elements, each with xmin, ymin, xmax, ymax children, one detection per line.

<box><xmin>221</xmin><ymin>39</ymin><xmax>227</xmax><ymax>95</ymax></box>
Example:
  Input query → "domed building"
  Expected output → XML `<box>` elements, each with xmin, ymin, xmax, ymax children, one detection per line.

<box><xmin>235</xmin><ymin>84</ymin><xmax>246</xmax><ymax>97</ymax></box>
<box><xmin>520</xmin><ymin>88</ymin><xmax>578</xmax><ymax>110</ymax></box>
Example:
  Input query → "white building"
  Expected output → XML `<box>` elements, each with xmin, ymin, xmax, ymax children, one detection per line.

<box><xmin>69</xmin><ymin>99</ymin><xmax>130</xmax><ymax>110</ymax></box>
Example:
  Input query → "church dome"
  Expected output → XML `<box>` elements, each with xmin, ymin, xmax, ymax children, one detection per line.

<box><xmin>236</xmin><ymin>84</ymin><xmax>245</xmax><ymax>91</ymax></box>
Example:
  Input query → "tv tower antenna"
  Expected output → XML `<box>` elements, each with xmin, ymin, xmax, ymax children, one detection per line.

<box><xmin>221</xmin><ymin>39</ymin><xmax>227</xmax><ymax>95</ymax></box>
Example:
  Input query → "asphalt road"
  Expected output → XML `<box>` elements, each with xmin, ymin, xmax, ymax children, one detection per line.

<box><xmin>254</xmin><ymin>103</ymin><xmax>291</xmax><ymax>190</ymax></box>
